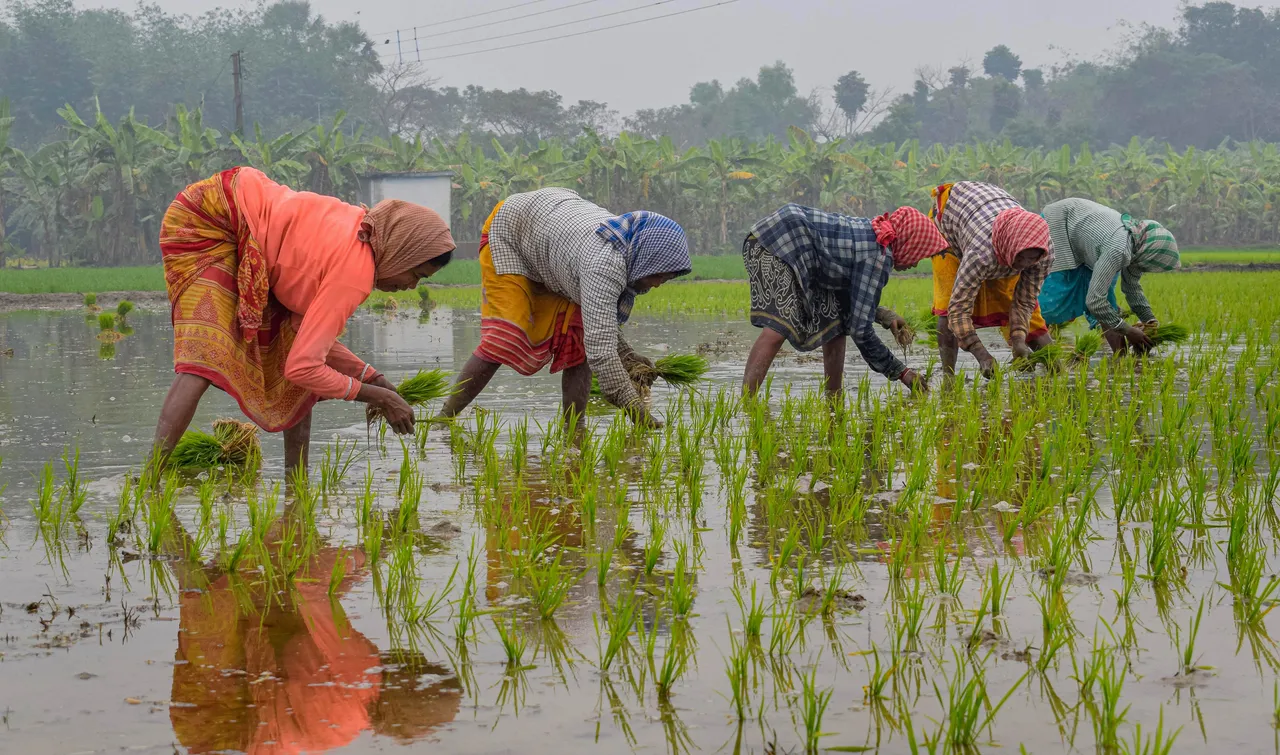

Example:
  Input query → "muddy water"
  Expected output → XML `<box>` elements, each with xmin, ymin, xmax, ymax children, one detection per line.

<box><xmin>0</xmin><ymin>307</ymin><xmax>1273</xmax><ymax>754</ymax></box>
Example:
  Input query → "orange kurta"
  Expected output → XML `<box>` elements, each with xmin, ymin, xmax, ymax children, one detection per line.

<box><xmin>160</xmin><ymin>168</ymin><xmax>380</xmax><ymax>431</ymax></box>
<box><xmin>233</xmin><ymin>168</ymin><xmax>378</xmax><ymax>401</ymax></box>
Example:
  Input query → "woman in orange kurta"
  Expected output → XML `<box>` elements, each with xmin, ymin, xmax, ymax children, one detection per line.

<box><xmin>152</xmin><ymin>167</ymin><xmax>455</xmax><ymax>472</ymax></box>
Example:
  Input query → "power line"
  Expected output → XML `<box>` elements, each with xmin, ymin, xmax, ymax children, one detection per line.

<box><xmin>374</xmin><ymin>0</ymin><xmax>610</xmax><ymax>46</ymax></box>
<box><xmin>365</xmin><ymin>0</ymin><xmax>559</xmax><ymax>37</ymax></box>
<box><xmin>407</xmin><ymin>0</ymin><xmax>741</xmax><ymax>63</ymax></box>
<box><xmin>377</xmin><ymin>0</ymin><xmax>681</xmax><ymax>58</ymax></box>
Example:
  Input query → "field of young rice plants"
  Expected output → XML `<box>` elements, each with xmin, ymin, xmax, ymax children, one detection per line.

<box><xmin>0</xmin><ymin>272</ymin><xmax>1278</xmax><ymax>754</ymax></box>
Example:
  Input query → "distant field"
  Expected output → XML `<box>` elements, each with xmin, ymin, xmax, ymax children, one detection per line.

<box><xmin>0</xmin><ymin>265</ymin><xmax>165</xmax><ymax>294</ymax></box>
<box><xmin>0</xmin><ymin>255</ymin><xmax>753</xmax><ymax>293</ymax></box>
<box><xmin>2</xmin><ymin>249</ymin><xmax>1276</xmax><ymax>295</ymax></box>
<box><xmin>1178</xmin><ymin>248</ymin><xmax>1280</xmax><ymax>265</ymax></box>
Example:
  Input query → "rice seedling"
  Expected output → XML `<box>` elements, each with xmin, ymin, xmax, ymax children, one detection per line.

<box><xmin>1173</xmin><ymin>596</ymin><xmax>1206</xmax><ymax>676</ymax></box>
<box><xmin>643</xmin><ymin>517</ymin><xmax>666</xmax><ymax>576</ymax></box>
<box><xmin>327</xmin><ymin>548</ymin><xmax>349</xmax><ymax>601</ymax></box>
<box><xmin>860</xmin><ymin>645</ymin><xmax>896</xmax><ymax>703</ymax></box>
<box><xmin>722</xmin><ymin>621</ymin><xmax>752</xmax><ymax>721</ymax></box>
<box><xmin>931</xmin><ymin>649</ymin><xmax>1027</xmax><ymax>752</ymax></box>
<box><xmin>318</xmin><ymin>438</ymin><xmax>359</xmax><ymax>492</ymax></box>
<box><xmin>767</xmin><ymin>600</ymin><xmax>804</xmax><ymax>657</ymax></box>
<box><xmin>734</xmin><ymin>581</ymin><xmax>767</xmax><ymax>641</ymax></box>
<box><xmin>115</xmin><ymin>299</ymin><xmax>134</xmax><ymax>322</ymax></box>
<box><xmin>494</xmin><ymin>614</ymin><xmax>531</xmax><ymax>668</ymax></box>
<box><xmin>528</xmin><ymin>554</ymin><xmax>574</xmax><ymax>620</ymax></box>
<box><xmin>1088</xmin><ymin>650</ymin><xmax>1131</xmax><ymax>753</ymax></box>
<box><xmin>796</xmin><ymin>663</ymin><xmax>834</xmax><ymax>753</ymax></box>
<box><xmin>666</xmin><ymin>543</ymin><xmax>697</xmax><ymax>619</ymax></box>
<box><xmin>596</xmin><ymin>586</ymin><xmax>639</xmax><ymax>672</ymax></box>
<box><xmin>83</xmin><ymin>292</ymin><xmax>98</xmax><ymax>310</ymax></box>
<box><xmin>1121</xmin><ymin>707</ymin><xmax>1181</xmax><ymax>755</ymax></box>
<box><xmin>654</xmin><ymin>633</ymin><xmax>694</xmax><ymax>703</ymax></box>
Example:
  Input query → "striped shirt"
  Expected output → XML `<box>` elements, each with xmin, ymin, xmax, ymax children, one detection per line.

<box><xmin>488</xmin><ymin>188</ymin><xmax>642</xmax><ymax>412</ymax></box>
<box><xmin>1044</xmin><ymin>198</ymin><xmax>1155</xmax><ymax>328</ymax></box>
<box><xmin>936</xmin><ymin>182</ymin><xmax>1052</xmax><ymax>348</ymax></box>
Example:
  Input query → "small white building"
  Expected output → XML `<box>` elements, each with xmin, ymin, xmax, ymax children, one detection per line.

<box><xmin>358</xmin><ymin>171</ymin><xmax>453</xmax><ymax>226</ymax></box>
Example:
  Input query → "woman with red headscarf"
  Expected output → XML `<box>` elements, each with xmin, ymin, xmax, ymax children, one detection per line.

<box><xmin>741</xmin><ymin>204</ymin><xmax>948</xmax><ymax>396</ymax></box>
<box><xmin>151</xmin><ymin>167</ymin><xmax>456</xmax><ymax>473</ymax></box>
<box><xmin>926</xmin><ymin>182</ymin><xmax>1055</xmax><ymax>378</ymax></box>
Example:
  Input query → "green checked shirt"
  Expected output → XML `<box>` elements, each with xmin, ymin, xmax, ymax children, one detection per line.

<box><xmin>1043</xmin><ymin>198</ymin><xmax>1179</xmax><ymax>330</ymax></box>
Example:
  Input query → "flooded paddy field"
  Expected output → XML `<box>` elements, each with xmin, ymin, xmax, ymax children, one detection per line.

<box><xmin>1</xmin><ymin>279</ymin><xmax>1278</xmax><ymax>754</ymax></box>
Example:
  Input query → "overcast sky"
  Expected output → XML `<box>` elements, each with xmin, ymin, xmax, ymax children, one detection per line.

<box><xmin>93</xmin><ymin>0</ymin><xmax>1188</xmax><ymax>113</ymax></box>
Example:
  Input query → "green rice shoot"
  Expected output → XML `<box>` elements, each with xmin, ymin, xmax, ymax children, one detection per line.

<box><xmin>97</xmin><ymin>312</ymin><xmax>116</xmax><ymax>331</ymax></box>
<box><xmin>116</xmin><ymin>300</ymin><xmax>134</xmax><ymax>319</ymax></box>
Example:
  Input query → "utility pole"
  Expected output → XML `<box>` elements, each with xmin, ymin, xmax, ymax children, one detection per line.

<box><xmin>231</xmin><ymin>51</ymin><xmax>244</xmax><ymax>135</ymax></box>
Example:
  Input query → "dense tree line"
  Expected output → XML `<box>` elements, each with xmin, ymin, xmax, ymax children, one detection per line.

<box><xmin>3</xmin><ymin>95</ymin><xmax>1280</xmax><ymax>267</ymax></box>
<box><xmin>4</xmin><ymin>1</ymin><xmax>1280</xmax><ymax>151</ymax></box>
<box><xmin>4</xmin><ymin>0</ymin><xmax>1280</xmax><ymax>266</ymax></box>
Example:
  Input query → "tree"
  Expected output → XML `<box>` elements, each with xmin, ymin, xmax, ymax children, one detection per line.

<box><xmin>989</xmin><ymin>80</ymin><xmax>1022</xmax><ymax>133</ymax></box>
<box><xmin>948</xmin><ymin>66</ymin><xmax>971</xmax><ymax>90</ymax></box>
<box><xmin>983</xmin><ymin>45</ymin><xmax>1023</xmax><ymax>81</ymax></box>
<box><xmin>1022</xmin><ymin>68</ymin><xmax>1045</xmax><ymax>92</ymax></box>
<box><xmin>834</xmin><ymin>70</ymin><xmax>870</xmax><ymax>121</ymax></box>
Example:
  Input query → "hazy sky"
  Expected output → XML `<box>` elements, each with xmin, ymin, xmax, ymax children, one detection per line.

<box><xmin>93</xmin><ymin>0</ymin><xmax>1188</xmax><ymax>113</ymax></box>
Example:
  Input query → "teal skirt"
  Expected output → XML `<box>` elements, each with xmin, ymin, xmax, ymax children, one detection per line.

<box><xmin>1038</xmin><ymin>266</ymin><xmax>1118</xmax><ymax>329</ymax></box>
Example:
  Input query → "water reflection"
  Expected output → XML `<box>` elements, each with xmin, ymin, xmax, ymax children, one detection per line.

<box><xmin>165</xmin><ymin>524</ymin><xmax>460</xmax><ymax>753</ymax></box>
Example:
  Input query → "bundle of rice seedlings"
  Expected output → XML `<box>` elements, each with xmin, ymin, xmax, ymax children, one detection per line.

<box><xmin>1068</xmin><ymin>330</ymin><xmax>1104</xmax><ymax>366</ymax></box>
<box><xmin>116</xmin><ymin>300</ymin><xmax>134</xmax><ymax>322</ymax></box>
<box><xmin>96</xmin><ymin>312</ymin><xmax>123</xmax><ymax>342</ymax></box>
<box><xmin>1011</xmin><ymin>344</ymin><xmax>1064</xmax><ymax>372</ymax></box>
<box><xmin>590</xmin><ymin>354</ymin><xmax>708</xmax><ymax>400</ymax></box>
<box><xmin>368</xmin><ymin>369</ymin><xmax>453</xmax><ymax>424</ymax></box>
<box><xmin>1149</xmin><ymin>323</ymin><xmax>1191</xmax><ymax>347</ymax></box>
<box><xmin>913</xmin><ymin>310</ymin><xmax>939</xmax><ymax>337</ymax></box>
<box><xmin>212</xmin><ymin>419</ymin><xmax>261</xmax><ymax>466</ymax></box>
<box><xmin>654</xmin><ymin>354</ymin><xmax>709</xmax><ymax>387</ymax></box>
<box><xmin>84</xmin><ymin>292</ymin><xmax>100</xmax><ymax>312</ymax></box>
<box><xmin>370</xmin><ymin>295</ymin><xmax>399</xmax><ymax>313</ymax></box>
<box><xmin>396</xmin><ymin>369</ymin><xmax>453</xmax><ymax>406</ymax></box>
<box><xmin>417</xmin><ymin>287</ymin><xmax>434</xmax><ymax>311</ymax></box>
<box><xmin>170</xmin><ymin>419</ymin><xmax>261</xmax><ymax>470</ymax></box>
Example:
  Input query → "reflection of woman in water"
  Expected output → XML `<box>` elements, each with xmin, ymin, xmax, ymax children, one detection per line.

<box><xmin>165</xmin><ymin>524</ymin><xmax>461</xmax><ymax>753</ymax></box>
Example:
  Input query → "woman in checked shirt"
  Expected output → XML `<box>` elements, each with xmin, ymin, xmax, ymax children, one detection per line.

<box><xmin>438</xmin><ymin>188</ymin><xmax>691</xmax><ymax>429</ymax></box>
<box><xmin>929</xmin><ymin>181</ymin><xmax>1056</xmax><ymax>378</ymax></box>
<box><xmin>740</xmin><ymin>204</ymin><xmax>946</xmax><ymax>396</ymax></box>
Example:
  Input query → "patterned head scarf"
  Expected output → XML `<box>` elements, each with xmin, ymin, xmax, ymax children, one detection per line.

<box><xmin>872</xmin><ymin>206</ymin><xmax>950</xmax><ymax>270</ymax></box>
<box><xmin>991</xmin><ymin>208</ymin><xmax>1051</xmax><ymax>268</ymax></box>
<box><xmin>1124</xmin><ymin>216</ymin><xmax>1180</xmax><ymax>272</ymax></box>
<box><xmin>597</xmin><ymin>211</ymin><xmax>691</xmax><ymax>323</ymax></box>
<box><xmin>361</xmin><ymin>200</ymin><xmax>456</xmax><ymax>279</ymax></box>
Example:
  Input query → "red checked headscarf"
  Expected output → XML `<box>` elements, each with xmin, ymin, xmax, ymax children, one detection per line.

<box><xmin>990</xmin><ymin>208</ymin><xmax>1050</xmax><ymax>268</ymax></box>
<box><xmin>872</xmin><ymin>206</ymin><xmax>949</xmax><ymax>270</ymax></box>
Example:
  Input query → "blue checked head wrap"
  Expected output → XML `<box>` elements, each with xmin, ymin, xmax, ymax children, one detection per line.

<box><xmin>597</xmin><ymin>211</ymin><xmax>691</xmax><ymax>323</ymax></box>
